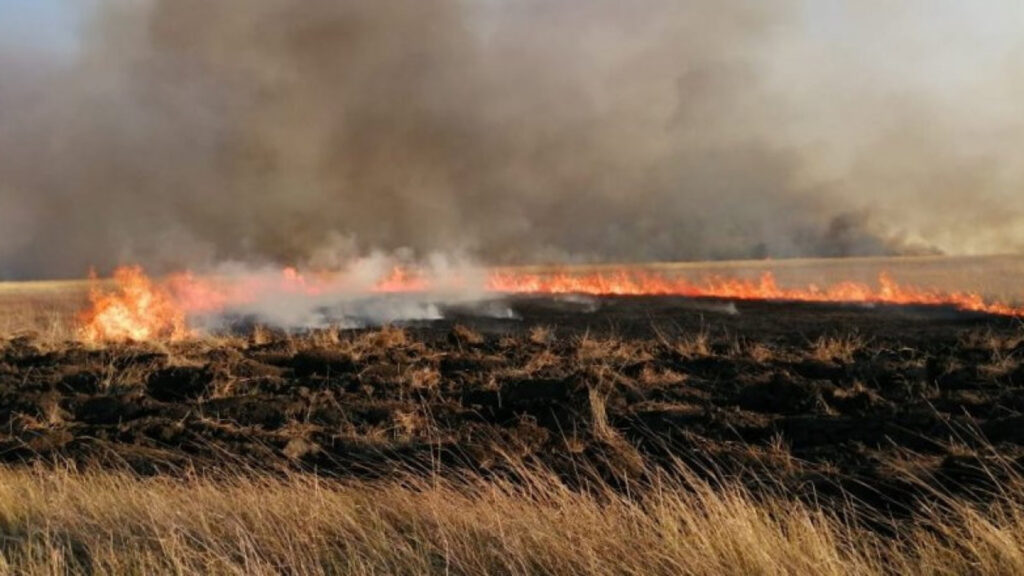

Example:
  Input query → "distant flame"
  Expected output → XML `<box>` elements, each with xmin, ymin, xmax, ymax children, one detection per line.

<box><xmin>487</xmin><ymin>269</ymin><xmax>1024</xmax><ymax>317</ymax></box>
<box><xmin>374</xmin><ymin>267</ymin><xmax>430</xmax><ymax>293</ymax></box>
<box><xmin>78</xmin><ymin>263</ymin><xmax>1024</xmax><ymax>342</ymax></box>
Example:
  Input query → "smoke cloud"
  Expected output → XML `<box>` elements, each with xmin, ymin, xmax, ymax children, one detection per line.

<box><xmin>187</xmin><ymin>253</ymin><xmax>506</xmax><ymax>330</ymax></box>
<box><xmin>1</xmin><ymin>0</ymin><xmax>1021</xmax><ymax>280</ymax></box>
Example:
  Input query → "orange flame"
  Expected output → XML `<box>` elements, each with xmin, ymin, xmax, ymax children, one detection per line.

<box><xmin>374</xmin><ymin>266</ymin><xmax>430</xmax><ymax>293</ymax></box>
<box><xmin>79</xmin><ymin>266</ymin><xmax>190</xmax><ymax>342</ymax></box>
<box><xmin>79</xmin><ymin>264</ymin><xmax>1024</xmax><ymax>342</ymax></box>
<box><xmin>487</xmin><ymin>269</ymin><xmax>1024</xmax><ymax>316</ymax></box>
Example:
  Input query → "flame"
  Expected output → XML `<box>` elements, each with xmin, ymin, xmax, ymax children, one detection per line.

<box><xmin>78</xmin><ymin>263</ymin><xmax>1024</xmax><ymax>342</ymax></box>
<box><xmin>374</xmin><ymin>266</ymin><xmax>430</xmax><ymax>293</ymax></box>
<box><xmin>79</xmin><ymin>266</ymin><xmax>190</xmax><ymax>342</ymax></box>
<box><xmin>486</xmin><ymin>269</ymin><xmax>1024</xmax><ymax>317</ymax></box>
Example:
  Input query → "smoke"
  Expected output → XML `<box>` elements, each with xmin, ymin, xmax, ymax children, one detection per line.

<box><xmin>187</xmin><ymin>253</ymin><xmax>504</xmax><ymax>330</ymax></box>
<box><xmin>1</xmin><ymin>0</ymin><xmax>1021</xmax><ymax>280</ymax></box>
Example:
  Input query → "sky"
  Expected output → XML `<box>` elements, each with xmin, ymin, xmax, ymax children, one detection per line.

<box><xmin>4</xmin><ymin>0</ymin><xmax>1022</xmax><ymax>114</ymax></box>
<box><xmin>0</xmin><ymin>0</ymin><xmax>79</xmax><ymax>55</ymax></box>
<box><xmin>4</xmin><ymin>1</ymin><xmax>1021</xmax><ymax>129</ymax></box>
<box><xmin>4</xmin><ymin>1</ymin><xmax>1023</xmax><ymax>67</ymax></box>
<box><xmin>1</xmin><ymin>1</ymin><xmax>1023</xmax><ymax>279</ymax></box>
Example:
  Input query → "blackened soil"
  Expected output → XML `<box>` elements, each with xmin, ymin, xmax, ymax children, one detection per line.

<box><xmin>3</xmin><ymin>296</ymin><xmax>1024</xmax><ymax>520</ymax></box>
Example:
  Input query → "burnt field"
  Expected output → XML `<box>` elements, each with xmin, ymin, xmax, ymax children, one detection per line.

<box><xmin>2</xmin><ymin>295</ymin><xmax>1023</xmax><ymax>519</ymax></box>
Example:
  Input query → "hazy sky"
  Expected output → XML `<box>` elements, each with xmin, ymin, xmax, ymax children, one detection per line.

<box><xmin>4</xmin><ymin>0</ymin><xmax>1021</xmax><ymax>120</ymax></box>
<box><xmin>1</xmin><ymin>1</ymin><xmax>1022</xmax><ymax>278</ymax></box>
<box><xmin>4</xmin><ymin>1</ymin><xmax>1023</xmax><ymax>69</ymax></box>
<box><xmin>0</xmin><ymin>0</ymin><xmax>78</xmax><ymax>55</ymax></box>
<box><xmin>6</xmin><ymin>1</ymin><xmax>1021</xmax><ymax>136</ymax></box>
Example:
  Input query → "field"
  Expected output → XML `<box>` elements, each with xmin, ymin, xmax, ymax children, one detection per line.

<box><xmin>1</xmin><ymin>257</ymin><xmax>1024</xmax><ymax>573</ymax></box>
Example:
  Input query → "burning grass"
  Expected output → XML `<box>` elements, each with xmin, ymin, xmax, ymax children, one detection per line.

<box><xmin>78</xmin><ymin>266</ymin><xmax>189</xmax><ymax>342</ymax></box>
<box><xmin>1</xmin><ymin>257</ymin><xmax>1023</xmax><ymax>573</ymax></box>
<box><xmin>1</xmin><ymin>257</ymin><xmax>1014</xmax><ymax>347</ymax></box>
<box><xmin>2</xmin><ymin>256</ymin><xmax>1023</xmax><ymax>347</ymax></box>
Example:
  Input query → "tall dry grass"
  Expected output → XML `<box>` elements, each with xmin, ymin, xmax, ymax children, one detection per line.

<box><xmin>0</xmin><ymin>281</ymin><xmax>87</xmax><ymax>342</ymax></box>
<box><xmin>0</xmin><ymin>461</ymin><xmax>1022</xmax><ymax>575</ymax></box>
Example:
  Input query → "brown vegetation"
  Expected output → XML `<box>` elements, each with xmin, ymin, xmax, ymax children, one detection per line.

<box><xmin>2</xmin><ymin>460</ymin><xmax>1024</xmax><ymax>574</ymax></box>
<box><xmin>2</xmin><ymin>285</ymin><xmax>1024</xmax><ymax>573</ymax></box>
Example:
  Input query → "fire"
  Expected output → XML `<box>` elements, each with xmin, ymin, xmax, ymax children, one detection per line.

<box><xmin>487</xmin><ymin>269</ymin><xmax>1024</xmax><ymax>317</ymax></box>
<box><xmin>374</xmin><ymin>266</ymin><xmax>430</xmax><ymax>293</ymax></box>
<box><xmin>79</xmin><ymin>266</ymin><xmax>190</xmax><ymax>342</ymax></box>
<box><xmin>78</xmin><ymin>263</ymin><xmax>1024</xmax><ymax>342</ymax></box>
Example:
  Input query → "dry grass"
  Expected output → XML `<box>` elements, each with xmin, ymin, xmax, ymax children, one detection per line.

<box><xmin>653</xmin><ymin>323</ymin><xmax>713</xmax><ymax>359</ymax></box>
<box><xmin>358</xmin><ymin>324</ymin><xmax>408</xmax><ymax>350</ymax></box>
<box><xmin>522</xmin><ymin>349</ymin><xmax>560</xmax><ymax>374</ymax></box>
<box><xmin>746</xmin><ymin>341</ymin><xmax>776</xmax><ymax>363</ymax></box>
<box><xmin>1</xmin><ymin>265</ymin><xmax>1023</xmax><ymax>573</ymax></box>
<box><xmin>964</xmin><ymin>328</ymin><xmax>1024</xmax><ymax>378</ymax></box>
<box><xmin>450</xmin><ymin>324</ymin><xmax>485</xmax><ymax>346</ymax></box>
<box><xmin>528</xmin><ymin>325</ymin><xmax>554</xmax><ymax>346</ymax></box>
<box><xmin>575</xmin><ymin>333</ymin><xmax>652</xmax><ymax>366</ymax></box>
<box><xmin>811</xmin><ymin>333</ymin><xmax>866</xmax><ymax>364</ymax></box>
<box><xmin>0</xmin><ymin>461</ymin><xmax>1023</xmax><ymax>575</ymax></box>
<box><xmin>0</xmin><ymin>280</ymin><xmax>89</xmax><ymax>342</ymax></box>
<box><xmin>0</xmin><ymin>297</ymin><xmax>82</xmax><ymax>343</ymax></box>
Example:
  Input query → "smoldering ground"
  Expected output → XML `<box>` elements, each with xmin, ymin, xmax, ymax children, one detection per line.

<box><xmin>1</xmin><ymin>0</ymin><xmax>1022</xmax><ymax>280</ymax></box>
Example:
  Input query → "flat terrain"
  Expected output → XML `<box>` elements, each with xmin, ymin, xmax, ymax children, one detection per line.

<box><xmin>2</xmin><ymin>295</ymin><xmax>1023</xmax><ymax>517</ymax></box>
<box><xmin>2</xmin><ymin>254</ymin><xmax>1023</xmax><ymax>337</ymax></box>
<box><xmin>2</xmin><ymin>258</ymin><xmax>1024</xmax><ymax>573</ymax></box>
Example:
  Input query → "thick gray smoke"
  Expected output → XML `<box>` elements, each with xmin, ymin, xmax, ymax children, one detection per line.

<box><xmin>1</xmin><ymin>0</ymin><xmax>1021</xmax><ymax>280</ymax></box>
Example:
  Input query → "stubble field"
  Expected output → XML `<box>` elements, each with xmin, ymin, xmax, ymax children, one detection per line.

<box><xmin>1</xmin><ymin>257</ymin><xmax>1023</xmax><ymax>574</ymax></box>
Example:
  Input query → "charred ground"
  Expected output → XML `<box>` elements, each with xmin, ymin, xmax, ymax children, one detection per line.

<box><xmin>2</xmin><ymin>296</ymin><xmax>1024</xmax><ymax>522</ymax></box>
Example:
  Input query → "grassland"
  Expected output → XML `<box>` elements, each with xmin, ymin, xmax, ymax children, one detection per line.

<box><xmin>3</xmin><ymin>460</ymin><xmax>1024</xmax><ymax>575</ymax></box>
<box><xmin>1</xmin><ymin>256</ymin><xmax>1024</xmax><ymax>574</ymax></box>
<box><xmin>0</xmin><ymin>279</ymin><xmax>90</xmax><ymax>343</ymax></box>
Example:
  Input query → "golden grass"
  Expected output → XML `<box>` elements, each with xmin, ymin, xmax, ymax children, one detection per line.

<box><xmin>0</xmin><ymin>295</ymin><xmax>83</xmax><ymax>343</ymax></box>
<box><xmin>810</xmin><ymin>333</ymin><xmax>866</xmax><ymax>364</ymax></box>
<box><xmin>0</xmin><ymin>258</ymin><xmax>1021</xmax><ymax>573</ymax></box>
<box><xmin>0</xmin><ymin>461</ymin><xmax>1022</xmax><ymax>575</ymax></box>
